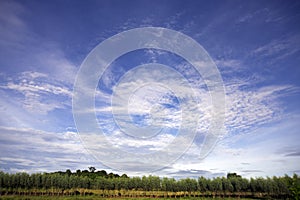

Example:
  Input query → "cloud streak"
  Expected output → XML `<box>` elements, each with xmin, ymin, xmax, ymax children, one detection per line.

<box><xmin>252</xmin><ymin>34</ymin><xmax>300</xmax><ymax>62</ymax></box>
<box><xmin>0</xmin><ymin>126</ymin><xmax>99</xmax><ymax>173</ymax></box>
<box><xmin>0</xmin><ymin>71</ymin><xmax>72</xmax><ymax>114</ymax></box>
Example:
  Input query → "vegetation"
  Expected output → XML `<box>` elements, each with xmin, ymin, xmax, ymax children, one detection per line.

<box><xmin>0</xmin><ymin>168</ymin><xmax>299</xmax><ymax>199</ymax></box>
<box><xmin>0</xmin><ymin>197</ymin><xmax>257</xmax><ymax>200</ymax></box>
<box><xmin>0</xmin><ymin>197</ymin><xmax>259</xmax><ymax>200</ymax></box>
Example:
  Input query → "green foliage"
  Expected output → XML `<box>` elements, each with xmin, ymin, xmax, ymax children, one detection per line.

<box><xmin>227</xmin><ymin>172</ymin><xmax>241</xmax><ymax>179</ymax></box>
<box><xmin>0</xmin><ymin>169</ymin><xmax>298</xmax><ymax>199</ymax></box>
<box><xmin>289</xmin><ymin>174</ymin><xmax>300</xmax><ymax>200</ymax></box>
<box><xmin>0</xmin><ymin>197</ymin><xmax>256</xmax><ymax>200</ymax></box>
<box><xmin>88</xmin><ymin>167</ymin><xmax>96</xmax><ymax>173</ymax></box>
<box><xmin>198</xmin><ymin>176</ymin><xmax>208</xmax><ymax>192</ymax></box>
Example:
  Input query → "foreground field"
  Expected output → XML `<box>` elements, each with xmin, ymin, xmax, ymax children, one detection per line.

<box><xmin>0</xmin><ymin>189</ymin><xmax>279</xmax><ymax>199</ymax></box>
<box><xmin>0</xmin><ymin>197</ymin><xmax>256</xmax><ymax>200</ymax></box>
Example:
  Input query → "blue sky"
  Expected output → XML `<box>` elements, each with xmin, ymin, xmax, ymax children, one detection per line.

<box><xmin>0</xmin><ymin>0</ymin><xmax>300</xmax><ymax>178</ymax></box>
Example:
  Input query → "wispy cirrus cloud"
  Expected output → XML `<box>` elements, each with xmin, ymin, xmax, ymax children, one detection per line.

<box><xmin>225</xmin><ymin>82</ymin><xmax>298</xmax><ymax>135</ymax></box>
<box><xmin>95</xmin><ymin>59</ymin><xmax>298</xmax><ymax>140</ymax></box>
<box><xmin>0</xmin><ymin>0</ymin><xmax>78</xmax><ymax>85</ymax></box>
<box><xmin>213</xmin><ymin>56</ymin><xmax>299</xmax><ymax>136</ymax></box>
<box><xmin>88</xmin><ymin>53</ymin><xmax>299</xmax><ymax>174</ymax></box>
<box><xmin>0</xmin><ymin>0</ymin><xmax>28</xmax><ymax>47</ymax></box>
<box><xmin>252</xmin><ymin>34</ymin><xmax>300</xmax><ymax>61</ymax></box>
<box><xmin>0</xmin><ymin>71</ymin><xmax>72</xmax><ymax>114</ymax></box>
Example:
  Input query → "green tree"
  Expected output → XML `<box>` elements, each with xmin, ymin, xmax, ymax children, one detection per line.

<box><xmin>222</xmin><ymin>177</ymin><xmax>234</xmax><ymax>193</ymax></box>
<box><xmin>88</xmin><ymin>166</ymin><xmax>96</xmax><ymax>173</ymax></box>
<box><xmin>162</xmin><ymin>177</ymin><xmax>176</xmax><ymax>192</ymax></box>
<box><xmin>227</xmin><ymin>173</ymin><xmax>242</xmax><ymax>179</ymax></box>
<box><xmin>65</xmin><ymin>169</ymin><xmax>72</xmax><ymax>176</ymax></box>
<box><xmin>289</xmin><ymin>174</ymin><xmax>300</xmax><ymax>200</ymax></box>
<box><xmin>198</xmin><ymin>176</ymin><xmax>208</xmax><ymax>193</ymax></box>
<box><xmin>76</xmin><ymin>169</ymin><xmax>81</xmax><ymax>176</ymax></box>
<box><xmin>148</xmin><ymin>175</ymin><xmax>160</xmax><ymax>191</ymax></box>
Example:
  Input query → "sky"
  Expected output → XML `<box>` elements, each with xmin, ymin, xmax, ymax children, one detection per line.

<box><xmin>0</xmin><ymin>0</ymin><xmax>300</xmax><ymax>178</ymax></box>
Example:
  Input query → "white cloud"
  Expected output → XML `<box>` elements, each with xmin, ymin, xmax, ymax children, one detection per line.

<box><xmin>0</xmin><ymin>71</ymin><xmax>73</xmax><ymax>114</ymax></box>
<box><xmin>0</xmin><ymin>126</ymin><xmax>101</xmax><ymax>173</ymax></box>
<box><xmin>0</xmin><ymin>0</ymin><xmax>78</xmax><ymax>85</ymax></box>
<box><xmin>252</xmin><ymin>34</ymin><xmax>300</xmax><ymax>61</ymax></box>
<box><xmin>95</xmin><ymin>67</ymin><xmax>213</xmax><ymax>140</ymax></box>
<box><xmin>95</xmin><ymin>60</ymin><xmax>297</xmax><ymax>140</ymax></box>
<box><xmin>0</xmin><ymin>0</ymin><xmax>79</xmax><ymax>116</ymax></box>
<box><xmin>21</xmin><ymin>71</ymin><xmax>48</xmax><ymax>79</ymax></box>
<box><xmin>90</xmin><ymin>55</ymin><xmax>298</xmax><ymax>152</ymax></box>
<box><xmin>34</xmin><ymin>46</ymin><xmax>78</xmax><ymax>85</ymax></box>
<box><xmin>225</xmin><ymin>83</ymin><xmax>298</xmax><ymax>135</ymax></box>
<box><xmin>5</xmin><ymin>81</ymin><xmax>72</xmax><ymax>97</ymax></box>
<box><xmin>0</xmin><ymin>91</ymin><xmax>32</xmax><ymax>128</ymax></box>
<box><xmin>109</xmin><ymin>130</ymin><xmax>176</xmax><ymax>151</ymax></box>
<box><xmin>215</xmin><ymin>59</ymin><xmax>243</xmax><ymax>72</ymax></box>
<box><xmin>165</xmin><ymin>116</ymin><xmax>300</xmax><ymax>178</ymax></box>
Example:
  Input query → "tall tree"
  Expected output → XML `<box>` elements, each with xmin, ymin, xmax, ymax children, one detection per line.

<box><xmin>88</xmin><ymin>167</ymin><xmax>96</xmax><ymax>173</ymax></box>
<box><xmin>198</xmin><ymin>176</ymin><xmax>208</xmax><ymax>193</ymax></box>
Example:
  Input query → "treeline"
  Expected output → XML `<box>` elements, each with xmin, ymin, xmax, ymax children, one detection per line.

<box><xmin>0</xmin><ymin>168</ymin><xmax>299</xmax><ymax>199</ymax></box>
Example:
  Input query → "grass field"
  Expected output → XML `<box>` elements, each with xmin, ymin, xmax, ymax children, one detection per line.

<box><xmin>0</xmin><ymin>197</ymin><xmax>257</xmax><ymax>200</ymax></box>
